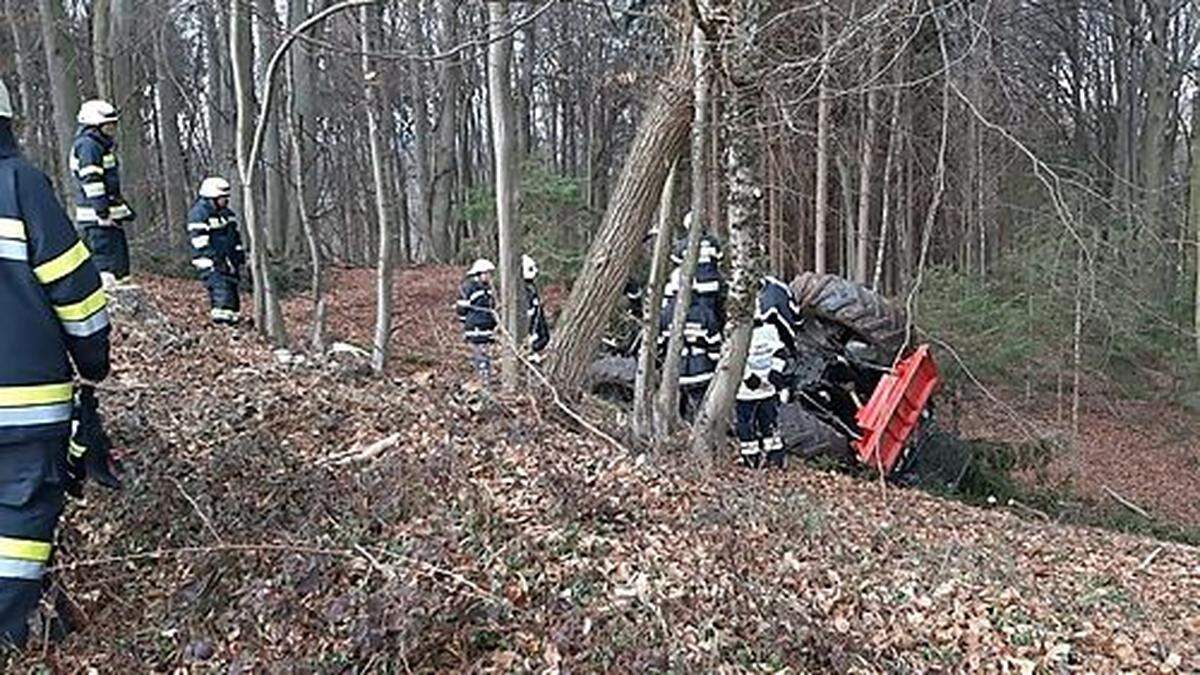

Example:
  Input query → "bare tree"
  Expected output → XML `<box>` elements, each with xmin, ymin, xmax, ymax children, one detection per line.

<box><xmin>37</xmin><ymin>0</ymin><xmax>81</xmax><ymax>194</ymax></box>
<box><xmin>363</xmin><ymin>3</ymin><xmax>393</xmax><ymax>373</ymax></box>
<box><xmin>633</xmin><ymin>159</ymin><xmax>679</xmax><ymax>441</ymax></box>
<box><xmin>489</xmin><ymin>0</ymin><xmax>524</xmax><ymax>387</ymax></box>
<box><xmin>814</xmin><ymin>5</ymin><xmax>832</xmax><ymax>274</ymax></box>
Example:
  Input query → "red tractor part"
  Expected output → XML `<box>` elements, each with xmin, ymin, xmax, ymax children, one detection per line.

<box><xmin>853</xmin><ymin>344</ymin><xmax>940</xmax><ymax>476</ymax></box>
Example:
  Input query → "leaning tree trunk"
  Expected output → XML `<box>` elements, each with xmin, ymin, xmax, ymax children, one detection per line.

<box><xmin>364</xmin><ymin>4</ymin><xmax>393</xmax><ymax>373</ymax></box>
<box><xmin>691</xmin><ymin>0</ymin><xmax>764</xmax><ymax>457</ymax></box>
<box><xmin>633</xmin><ymin>159</ymin><xmax>680</xmax><ymax>441</ymax></box>
<box><xmin>544</xmin><ymin>34</ymin><xmax>692</xmax><ymax>391</ymax></box>
<box><xmin>37</xmin><ymin>0</ymin><xmax>82</xmax><ymax>196</ymax></box>
<box><xmin>655</xmin><ymin>22</ymin><xmax>711</xmax><ymax>441</ymax></box>
<box><xmin>489</xmin><ymin>0</ymin><xmax>525</xmax><ymax>388</ymax></box>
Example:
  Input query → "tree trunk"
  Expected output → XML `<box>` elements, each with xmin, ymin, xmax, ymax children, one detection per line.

<box><xmin>633</xmin><ymin>159</ymin><xmax>679</xmax><ymax>442</ymax></box>
<box><xmin>230</xmin><ymin>0</ymin><xmax>287</xmax><ymax>344</ymax></box>
<box><xmin>655</xmin><ymin>23</ymin><xmax>710</xmax><ymax>440</ymax></box>
<box><xmin>1190</xmin><ymin>95</ymin><xmax>1200</xmax><ymax>358</ymax></box>
<box><xmin>109</xmin><ymin>0</ymin><xmax>145</xmax><ymax>226</ymax></box>
<box><xmin>873</xmin><ymin>57</ymin><xmax>904</xmax><ymax>290</ymax></box>
<box><xmin>855</xmin><ymin>39</ymin><xmax>881</xmax><ymax>284</ymax></box>
<box><xmin>6</xmin><ymin>0</ymin><xmax>36</xmax><ymax>153</ymax></box>
<box><xmin>93</xmin><ymin>0</ymin><xmax>113</xmax><ymax>98</ymax></box>
<box><xmin>363</xmin><ymin>5</ymin><xmax>393</xmax><ymax>373</ymax></box>
<box><xmin>488</xmin><ymin>0</ymin><xmax>524</xmax><ymax>388</ymax></box>
<box><xmin>814</xmin><ymin>6</ymin><xmax>832</xmax><ymax>274</ymax></box>
<box><xmin>544</xmin><ymin>37</ymin><xmax>691</xmax><ymax>391</ymax></box>
<box><xmin>691</xmin><ymin>0</ymin><xmax>763</xmax><ymax>457</ymax></box>
<box><xmin>155</xmin><ymin>27</ymin><xmax>187</xmax><ymax>252</ymax></box>
<box><xmin>430</xmin><ymin>0</ymin><xmax>460</xmax><ymax>261</ymax></box>
<box><xmin>258</xmin><ymin>0</ymin><xmax>289</xmax><ymax>256</ymax></box>
<box><xmin>404</xmin><ymin>0</ymin><xmax>434</xmax><ymax>260</ymax></box>
<box><xmin>287</xmin><ymin>69</ymin><xmax>326</xmax><ymax>351</ymax></box>
<box><xmin>38</xmin><ymin>0</ymin><xmax>82</xmax><ymax>196</ymax></box>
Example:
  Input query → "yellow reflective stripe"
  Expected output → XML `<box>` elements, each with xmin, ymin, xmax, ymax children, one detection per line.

<box><xmin>0</xmin><ymin>218</ymin><xmax>25</xmax><ymax>241</ymax></box>
<box><xmin>0</xmin><ymin>383</ymin><xmax>73</xmax><ymax>408</ymax></box>
<box><xmin>54</xmin><ymin>288</ymin><xmax>107</xmax><ymax>322</ymax></box>
<box><xmin>34</xmin><ymin>240</ymin><xmax>91</xmax><ymax>284</ymax></box>
<box><xmin>0</xmin><ymin>537</ymin><xmax>52</xmax><ymax>563</ymax></box>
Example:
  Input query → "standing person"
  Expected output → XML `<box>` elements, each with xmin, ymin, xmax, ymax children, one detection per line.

<box><xmin>522</xmin><ymin>255</ymin><xmax>550</xmax><ymax>360</ymax></box>
<box><xmin>736</xmin><ymin>319</ymin><xmax>790</xmax><ymax>469</ymax></box>
<box><xmin>456</xmin><ymin>259</ymin><xmax>497</xmax><ymax>382</ymax></box>
<box><xmin>71</xmin><ymin>99</ymin><xmax>134</xmax><ymax>288</ymax></box>
<box><xmin>186</xmin><ymin>177</ymin><xmax>245</xmax><ymax>325</ymax></box>
<box><xmin>658</xmin><ymin>269</ymin><xmax>723</xmax><ymax>420</ymax></box>
<box><xmin>0</xmin><ymin>79</ymin><xmax>113</xmax><ymax>647</ymax></box>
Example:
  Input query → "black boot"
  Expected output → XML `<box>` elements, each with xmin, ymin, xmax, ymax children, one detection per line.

<box><xmin>84</xmin><ymin>444</ymin><xmax>123</xmax><ymax>490</ymax></box>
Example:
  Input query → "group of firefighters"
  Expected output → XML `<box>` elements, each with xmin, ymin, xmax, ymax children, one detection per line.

<box><xmin>0</xmin><ymin>78</ymin><xmax>249</xmax><ymax>646</ymax></box>
<box><xmin>455</xmin><ymin>217</ymin><xmax>803</xmax><ymax>471</ymax></box>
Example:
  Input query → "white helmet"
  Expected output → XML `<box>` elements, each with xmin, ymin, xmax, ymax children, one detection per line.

<box><xmin>199</xmin><ymin>176</ymin><xmax>232</xmax><ymax>199</ymax></box>
<box><xmin>0</xmin><ymin>79</ymin><xmax>12</xmax><ymax>119</ymax></box>
<box><xmin>77</xmin><ymin>99</ymin><xmax>119</xmax><ymax>126</ymax></box>
<box><xmin>522</xmin><ymin>254</ymin><xmax>539</xmax><ymax>281</ymax></box>
<box><xmin>467</xmin><ymin>258</ymin><xmax>495</xmax><ymax>277</ymax></box>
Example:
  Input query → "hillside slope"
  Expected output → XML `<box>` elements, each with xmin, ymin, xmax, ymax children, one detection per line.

<box><xmin>15</xmin><ymin>267</ymin><xmax>1199</xmax><ymax>672</ymax></box>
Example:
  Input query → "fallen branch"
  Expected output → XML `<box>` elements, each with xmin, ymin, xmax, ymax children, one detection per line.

<box><xmin>168</xmin><ymin>476</ymin><xmax>225</xmax><ymax>544</ymax></box>
<box><xmin>320</xmin><ymin>432</ymin><xmax>402</xmax><ymax>467</ymax></box>
<box><xmin>1101</xmin><ymin>484</ymin><xmax>1152</xmax><ymax>520</ymax></box>
<box><xmin>1137</xmin><ymin>546</ymin><xmax>1164</xmax><ymax>572</ymax></box>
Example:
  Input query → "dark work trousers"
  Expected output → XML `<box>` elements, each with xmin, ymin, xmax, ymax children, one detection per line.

<box><xmin>203</xmin><ymin>270</ymin><xmax>240</xmax><ymax>323</ymax></box>
<box><xmin>0</xmin><ymin>438</ymin><xmax>67</xmax><ymax>648</ymax></box>
<box><xmin>83</xmin><ymin>225</ymin><xmax>130</xmax><ymax>279</ymax></box>
<box><xmin>735</xmin><ymin>397</ymin><xmax>783</xmax><ymax>468</ymax></box>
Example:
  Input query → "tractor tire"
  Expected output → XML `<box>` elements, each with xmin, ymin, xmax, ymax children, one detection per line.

<box><xmin>587</xmin><ymin>355</ymin><xmax>637</xmax><ymax>404</ymax></box>
<box><xmin>778</xmin><ymin>403</ymin><xmax>852</xmax><ymax>463</ymax></box>
<box><xmin>790</xmin><ymin>272</ymin><xmax>908</xmax><ymax>363</ymax></box>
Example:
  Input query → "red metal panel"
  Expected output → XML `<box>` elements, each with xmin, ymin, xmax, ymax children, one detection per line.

<box><xmin>853</xmin><ymin>344</ymin><xmax>940</xmax><ymax>475</ymax></box>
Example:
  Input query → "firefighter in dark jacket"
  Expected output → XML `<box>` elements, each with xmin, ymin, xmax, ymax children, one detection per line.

<box><xmin>522</xmin><ymin>255</ymin><xmax>550</xmax><ymax>360</ymax></box>
<box><xmin>0</xmin><ymin>80</ymin><xmax>113</xmax><ymax>647</ymax></box>
<box><xmin>71</xmin><ymin>99</ymin><xmax>134</xmax><ymax>287</ymax></box>
<box><xmin>456</xmin><ymin>259</ymin><xmax>497</xmax><ymax>382</ymax></box>
<box><xmin>187</xmin><ymin>177</ymin><xmax>245</xmax><ymax>325</ymax></box>
<box><xmin>658</xmin><ymin>269</ymin><xmax>723</xmax><ymax>420</ymax></box>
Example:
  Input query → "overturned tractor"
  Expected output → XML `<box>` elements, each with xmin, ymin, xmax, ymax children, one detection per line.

<box><xmin>588</xmin><ymin>273</ymin><xmax>940</xmax><ymax>480</ymax></box>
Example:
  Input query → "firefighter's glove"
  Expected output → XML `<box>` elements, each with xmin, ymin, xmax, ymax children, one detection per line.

<box><xmin>779</xmin><ymin>388</ymin><xmax>791</xmax><ymax>404</ymax></box>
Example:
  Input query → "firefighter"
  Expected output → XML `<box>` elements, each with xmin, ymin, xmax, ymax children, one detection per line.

<box><xmin>0</xmin><ymin>79</ymin><xmax>114</xmax><ymax>647</ymax></box>
<box><xmin>71</xmin><ymin>99</ymin><xmax>134</xmax><ymax>288</ymax></box>
<box><xmin>456</xmin><ymin>259</ymin><xmax>497</xmax><ymax>382</ymax></box>
<box><xmin>658</xmin><ymin>269</ymin><xmax>723</xmax><ymax>420</ymax></box>
<box><xmin>736</xmin><ymin>317</ymin><xmax>790</xmax><ymax>469</ymax></box>
<box><xmin>758</xmin><ymin>275</ymin><xmax>799</xmax><ymax>354</ymax></box>
<box><xmin>522</xmin><ymin>255</ymin><xmax>550</xmax><ymax>359</ymax></box>
<box><xmin>187</xmin><ymin>177</ymin><xmax>245</xmax><ymax>325</ymax></box>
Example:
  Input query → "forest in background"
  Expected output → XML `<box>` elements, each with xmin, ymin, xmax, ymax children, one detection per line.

<box><xmin>2</xmin><ymin>0</ymin><xmax>1199</xmax><ymax>421</ymax></box>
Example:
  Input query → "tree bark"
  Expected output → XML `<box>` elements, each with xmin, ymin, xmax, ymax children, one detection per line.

<box><xmin>93</xmin><ymin>0</ymin><xmax>113</xmax><ymax>98</ymax></box>
<box><xmin>489</xmin><ymin>0</ymin><xmax>524</xmax><ymax>388</ymax></box>
<box><xmin>655</xmin><ymin>23</ymin><xmax>711</xmax><ymax>440</ymax></box>
<box><xmin>5</xmin><ymin>0</ymin><xmax>36</xmax><ymax>153</ymax></box>
<box><xmin>287</xmin><ymin>64</ymin><xmax>326</xmax><ymax>351</ymax></box>
<box><xmin>855</xmin><ymin>38</ymin><xmax>881</xmax><ymax>284</ymax></box>
<box><xmin>544</xmin><ymin>37</ymin><xmax>691</xmax><ymax>392</ymax></box>
<box><xmin>363</xmin><ymin>5</ymin><xmax>393</xmax><ymax>373</ymax></box>
<box><xmin>37</xmin><ymin>0</ymin><xmax>82</xmax><ymax>195</ymax></box>
<box><xmin>155</xmin><ymin>27</ymin><xmax>187</xmax><ymax>252</ymax></box>
<box><xmin>633</xmin><ymin>159</ymin><xmax>679</xmax><ymax>442</ymax></box>
<box><xmin>258</xmin><ymin>0</ymin><xmax>289</xmax><ymax>256</ymax></box>
<box><xmin>430</xmin><ymin>0</ymin><xmax>460</xmax><ymax>261</ymax></box>
<box><xmin>1190</xmin><ymin>95</ymin><xmax>1200</xmax><ymax>358</ymax></box>
<box><xmin>404</xmin><ymin>0</ymin><xmax>434</xmax><ymax>260</ymax></box>
<box><xmin>873</xmin><ymin>55</ymin><xmax>904</xmax><ymax>290</ymax></box>
<box><xmin>814</xmin><ymin>6</ymin><xmax>832</xmax><ymax>274</ymax></box>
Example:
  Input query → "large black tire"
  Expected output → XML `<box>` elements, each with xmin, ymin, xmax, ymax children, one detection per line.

<box><xmin>790</xmin><ymin>272</ymin><xmax>907</xmax><ymax>363</ymax></box>
<box><xmin>778</xmin><ymin>403</ymin><xmax>852</xmax><ymax>463</ymax></box>
<box><xmin>587</xmin><ymin>355</ymin><xmax>637</xmax><ymax>403</ymax></box>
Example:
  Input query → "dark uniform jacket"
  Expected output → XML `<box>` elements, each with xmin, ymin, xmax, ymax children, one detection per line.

<box><xmin>0</xmin><ymin>120</ymin><xmax>111</xmax><ymax>447</ymax></box>
<box><xmin>757</xmin><ymin>276</ymin><xmax>799</xmax><ymax>354</ymax></box>
<box><xmin>525</xmin><ymin>282</ymin><xmax>550</xmax><ymax>352</ymax></box>
<box><xmin>187</xmin><ymin>197</ymin><xmax>245</xmax><ymax>275</ymax></box>
<box><xmin>71</xmin><ymin>127</ymin><xmax>133</xmax><ymax>226</ymax></box>
<box><xmin>658</xmin><ymin>293</ymin><xmax>723</xmax><ymax>388</ymax></box>
<box><xmin>456</xmin><ymin>276</ymin><xmax>496</xmax><ymax>344</ymax></box>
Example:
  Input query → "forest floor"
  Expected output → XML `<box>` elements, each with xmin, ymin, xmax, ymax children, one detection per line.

<box><xmin>11</xmin><ymin>265</ymin><xmax>1200</xmax><ymax>672</ymax></box>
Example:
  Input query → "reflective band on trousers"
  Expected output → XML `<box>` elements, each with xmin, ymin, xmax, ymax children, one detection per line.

<box><xmin>0</xmin><ymin>217</ymin><xmax>25</xmax><ymax>240</ymax></box>
<box><xmin>0</xmin><ymin>537</ymin><xmax>51</xmax><ymax>563</ymax></box>
<box><xmin>0</xmin><ymin>558</ymin><xmax>45</xmax><ymax>580</ymax></box>
<box><xmin>0</xmin><ymin>402</ymin><xmax>73</xmax><ymax>427</ymax></box>
<box><xmin>62</xmin><ymin>307</ymin><xmax>110</xmax><ymax>338</ymax></box>
<box><xmin>0</xmin><ymin>239</ymin><xmax>27</xmax><ymax>262</ymax></box>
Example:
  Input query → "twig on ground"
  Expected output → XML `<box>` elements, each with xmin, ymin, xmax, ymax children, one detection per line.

<box><xmin>1101</xmin><ymin>484</ymin><xmax>1152</xmax><ymax>520</ymax></box>
<box><xmin>168</xmin><ymin>476</ymin><xmax>225</xmax><ymax>544</ymax></box>
<box><xmin>1006</xmin><ymin>498</ymin><xmax>1051</xmax><ymax>521</ymax></box>
<box><xmin>320</xmin><ymin>432</ymin><xmax>401</xmax><ymax>466</ymax></box>
<box><xmin>1137</xmin><ymin>546</ymin><xmax>1163</xmax><ymax>572</ymax></box>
